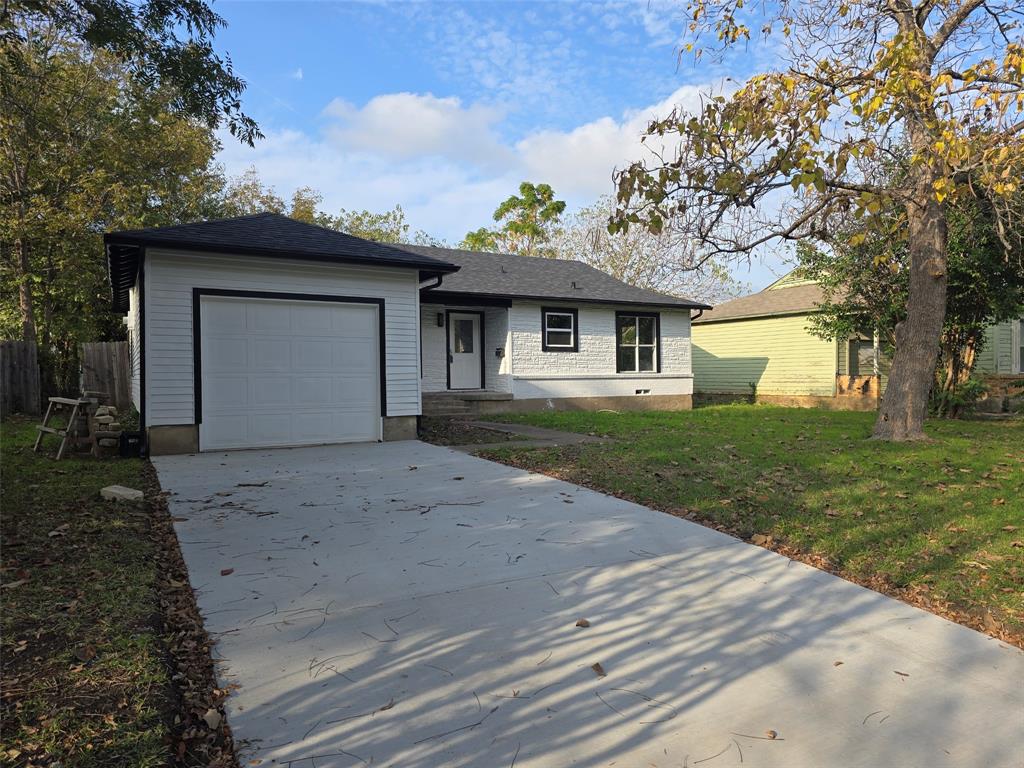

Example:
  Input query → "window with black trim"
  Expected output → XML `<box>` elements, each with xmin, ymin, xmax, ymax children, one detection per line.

<box><xmin>541</xmin><ymin>307</ymin><xmax>578</xmax><ymax>352</ymax></box>
<box><xmin>616</xmin><ymin>313</ymin><xmax>659</xmax><ymax>372</ymax></box>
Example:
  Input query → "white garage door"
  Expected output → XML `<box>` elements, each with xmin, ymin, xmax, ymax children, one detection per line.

<box><xmin>199</xmin><ymin>296</ymin><xmax>381</xmax><ymax>451</ymax></box>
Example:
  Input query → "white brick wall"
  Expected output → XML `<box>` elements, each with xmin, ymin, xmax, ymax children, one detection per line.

<box><xmin>422</xmin><ymin>300</ymin><xmax>693</xmax><ymax>399</ymax></box>
<box><xmin>509</xmin><ymin>303</ymin><xmax>693</xmax><ymax>399</ymax></box>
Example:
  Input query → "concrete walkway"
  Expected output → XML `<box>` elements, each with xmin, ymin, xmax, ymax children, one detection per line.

<box><xmin>154</xmin><ymin>442</ymin><xmax>1023</xmax><ymax>768</ymax></box>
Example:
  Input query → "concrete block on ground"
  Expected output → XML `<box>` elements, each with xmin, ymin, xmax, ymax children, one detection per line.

<box><xmin>100</xmin><ymin>485</ymin><xmax>143</xmax><ymax>502</ymax></box>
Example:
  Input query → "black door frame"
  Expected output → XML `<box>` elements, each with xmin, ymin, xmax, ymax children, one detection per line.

<box><xmin>445</xmin><ymin>309</ymin><xmax>485</xmax><ymax>390</ymax></box>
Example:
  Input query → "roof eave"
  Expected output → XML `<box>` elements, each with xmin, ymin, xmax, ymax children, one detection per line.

<box><xmin>421</xmin><ymin>288</ymin><xmax>711</xmax><ymax>310</ymax></box>
<box><xmin>102</xmin><ymin>234</ymin><xmax>460</xmax><ymax>275</ymax></box>
<box><xmin>693</xmin><ymin>308</ymin><xmax>819</xmax><ymax>324</ymax></box>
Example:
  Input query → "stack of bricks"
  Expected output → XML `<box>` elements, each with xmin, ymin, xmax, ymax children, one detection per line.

<box><xmin>92</xmin><ymin>405</ymin><xmax>123</xmax><ymax>450</ymax></box>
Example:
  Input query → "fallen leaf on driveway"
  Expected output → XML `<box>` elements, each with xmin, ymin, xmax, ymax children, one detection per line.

<box><xmin>893</xmin><ymin>670</ymin><xmax>909</xmax><ymax>677</ymax></box>
<box><xmin>765</xmin><ymin>730</ymin><xmax>778</xmax><ymax>740</ymax></box>
<box><xmin>833</xmin><ymin>661</ymin><xmax>844</xmax><ymax>667</ymax></box>
<box><xmin>591</xmin><ymin>662</ymin><xmax>606</xmax><ymax>677</ymax></box>
<box><xmin>220</xmin><ymin>568</ymin><xmax>234</xmax><ymax>577</ymax></box>
<box><xmin>408</xmin><ymin>466</ymin><xmax>418</xmax><ymax>471</ymax></box>
<box><xmin>575</xmin><ymin>618</ymin><xmax>591</xmax><ymax>628</ymax></box>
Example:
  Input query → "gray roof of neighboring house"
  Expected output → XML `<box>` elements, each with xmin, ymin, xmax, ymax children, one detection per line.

<box><xmin>396</xmin><ymin>244</ymin><xmax>711</xmax><ymax>310</ymax></box>
<box><xmin>692</xmin><ymin>282</ymin><xmax>825</xmax><ymax>323</ymax></box>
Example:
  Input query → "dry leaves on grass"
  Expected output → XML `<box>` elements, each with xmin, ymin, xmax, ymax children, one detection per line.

<box><xmin>145</xmin><ymin>463</ymin><xmax>240</xmax><ymax>768</ymax></box>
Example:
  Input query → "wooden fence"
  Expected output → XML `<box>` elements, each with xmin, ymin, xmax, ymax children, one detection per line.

<box><xmin>80</xmin><ymin>341</ymin><xmax>132</xmax><ymax>411</ymax></box>
<box><xmin>1</xmin><ymin>340</ymin><xmax>42</xmax><ymax>416</ymax></box>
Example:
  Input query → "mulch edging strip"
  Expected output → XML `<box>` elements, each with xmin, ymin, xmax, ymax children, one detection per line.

<box><xmin>144</xmin><ymin>462</ymin><xmax>240</xmax><ymax>767</ymax></box>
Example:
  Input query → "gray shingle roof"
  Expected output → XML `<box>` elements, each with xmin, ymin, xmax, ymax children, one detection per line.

<box><xmin>106</xmin><ymin>212</ymin><xmax>459</xmax><ymax>271</ymax></box>
<box><xmin>395</xmin><ymin>245</ymin><xmax>711</xmax><ymax>309</ymax></box>
<box><xmin>692</xmin><ymin>282</ymin><xmax>825</xmax><ymax>323</ymax></box>
<box><xmin>105</xmin><ymin>213</ymin><xmax>710</xmax><ymax>313</ymax></box>
<box><xmin>105</xmin><ymin>213</ymin><xmax>459</xmax><ymax>312</ymax></box>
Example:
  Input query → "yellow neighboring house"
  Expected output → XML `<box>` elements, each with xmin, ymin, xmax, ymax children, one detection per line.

<box><xmin>692</xmin><ymin>270</ymin><xmax>1024</xmax><ymax>410</ymax></box>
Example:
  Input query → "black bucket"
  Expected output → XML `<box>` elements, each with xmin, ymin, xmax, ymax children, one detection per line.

<box><xmin>119</xmin><ymin>431</ymin><xmax>143</xmax><ymax>458</ymax></box>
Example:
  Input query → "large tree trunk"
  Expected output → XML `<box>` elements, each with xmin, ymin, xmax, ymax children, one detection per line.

<box><xmin>872</xmin><ymin>186</ymin><xmax>948</xmax><ymax>440</ymax></box>
<box><xmin>15</xmin><ymin>236</ymin><xmax>36</xmax><ymax>343</ymax></box>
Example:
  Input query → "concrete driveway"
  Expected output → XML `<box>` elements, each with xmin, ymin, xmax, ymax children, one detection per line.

<box><xmin>154</xmin><ymin>442</ymin><xmax>1022</xmax><ymax>768</ymax></box>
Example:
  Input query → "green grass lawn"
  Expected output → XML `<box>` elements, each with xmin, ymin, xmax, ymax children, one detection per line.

<box><xmin>1</xmin><ymin>417</ymin><xmax>170</xmax><ymax>767</ymax></box>
<box><xmin>481</xmin><ymin>406</ymin><xmax>1024</xmax><ymax>642</ymax></box>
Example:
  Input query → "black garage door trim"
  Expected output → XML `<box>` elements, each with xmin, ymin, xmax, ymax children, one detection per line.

<box><xmin>191</xmin><ymin>288</ymin><xmax>387</xmax><ymax>425</ymax></box>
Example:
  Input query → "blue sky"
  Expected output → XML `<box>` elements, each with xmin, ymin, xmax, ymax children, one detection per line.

<box><xmin>214</xmin><ymin>0</ymin><xmax>791</xmax><ymax>290</ymax></box>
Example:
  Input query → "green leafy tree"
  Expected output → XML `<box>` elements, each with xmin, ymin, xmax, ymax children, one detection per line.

<box><xmin>288</xmin><ymin>187</ymin><xmax>323</xmax><ymax>224</ymax></box>
<box><xmin>1</xmin><ymin>32</ymin><xmax>224</xmax><ymax>391</ymax></box>
<box><xmin>462</xmin><ymin>182</ymin><xmax>566</xmax><ymax>256</ymax></box>
<box><xmin>318</xmin><ymin>203</ymin><xmax>443</xmax><ymax>245</ymax></box>
<box><xmin>215</xmin><ymin>176</ymin><xmax>444</xmax><ymax>245</ymax></box>
<box><xmin>322</xmin><ymin>205</ymin><xmax>411</xmax><ymax>243</ymax></box>
<box><xmin>217</xmin><ymin>167</ymin><xmax>287</xmax><ymax>217</ymax></box>
<box><xmin>612</xmin><ymin>0</ymin><xmax>1023</xmax><ymax>440</ymax></box>
<box><xmin>2</xmin><ymin>0</ymin><xmax>260</xmax><ymax>144</ymax></box>
<box><xmin>800</xmin><ymin>193</ymin><xmax>1024</xmax><ymax>416</ymax></box>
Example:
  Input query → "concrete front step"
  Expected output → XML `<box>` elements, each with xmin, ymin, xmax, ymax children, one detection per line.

<box><xmin>422</xmin><ymin>391</ymin><xmax>511</xmax><ymax>417</ymax></box>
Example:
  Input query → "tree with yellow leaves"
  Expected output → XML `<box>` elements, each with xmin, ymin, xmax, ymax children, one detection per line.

<box><xmin>613</xmin><ymin>0</ymin><xmax>1023</xmax><ymax>440</ymax></box>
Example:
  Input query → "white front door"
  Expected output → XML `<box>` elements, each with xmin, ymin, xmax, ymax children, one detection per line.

<box><xmin>448</xmin><ymin>312</ymin><xmax>482</xmax><ymax>389</ymax></box>
<box><xmin>199</xmin><ymin>296</ymin><xmax>381</xmax><ymax>451</ymax></box>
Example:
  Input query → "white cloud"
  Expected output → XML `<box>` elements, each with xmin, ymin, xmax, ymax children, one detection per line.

<box><xmin>217</xmin><ymin>84</ymin><xmax>721</xmax><ymax>244</ymax></box>
<box><xmin>516</xmin><ymin>85</ymin><xmax>714</xmax><ymax>198</ymax></box>
<box><xmin>290</xmin><ymin>67</ymin><xmax>304</xmax><ymax>81</ymax></box>
<box><xmin>321</xmin><ymin>92</ymin><xmax>512</xmax><ymax>170</ymax></box>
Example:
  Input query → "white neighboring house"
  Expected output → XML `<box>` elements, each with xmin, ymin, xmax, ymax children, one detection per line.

<box><xmin>107</xmin><ymin>213</ymin><xmax>709</xmax><ymax>454</ymax></box>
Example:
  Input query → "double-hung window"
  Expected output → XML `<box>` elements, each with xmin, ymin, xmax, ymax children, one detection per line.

<box><xmin>616</xmin><ymin>313</ymin><xmax>659</xmax><ymax>372</ymax></box>
<box><xmin>541</xmin><ymin>308</ymin><xmax>578</xmax><ymax>352</ymax></box>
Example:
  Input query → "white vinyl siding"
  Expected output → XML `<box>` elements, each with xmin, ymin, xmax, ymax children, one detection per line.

<box><xmin>127</xmin><ymin>280</ymin><xmax>142</xmax><ymax>411</ymax></box>
<box><xmin>143</xmin><ymin>250</ymin><xmax>421</xmax><ymax>426</ymax></box>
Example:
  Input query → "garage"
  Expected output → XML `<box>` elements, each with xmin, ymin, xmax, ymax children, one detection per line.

<box><xmin>197</xmin><ymin>293</ymin><xmax>383</xmax><ymax>451</ymax></box>
<box><xmin>104</xmin><ymin>213</ymin><xmax>459</xmax><ymax>455</ymax></box>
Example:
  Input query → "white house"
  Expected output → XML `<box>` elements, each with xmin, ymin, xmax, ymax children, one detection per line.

<box><xmin>106</xmin><ymin>213</ymin><xmax>708</xmax><ymax>454</ymax></box>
